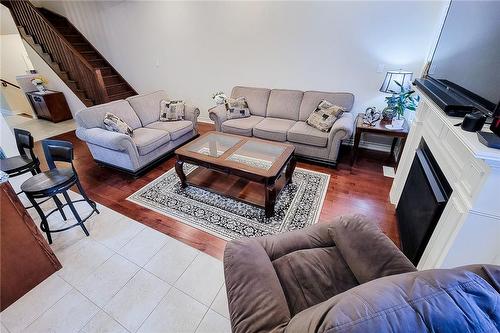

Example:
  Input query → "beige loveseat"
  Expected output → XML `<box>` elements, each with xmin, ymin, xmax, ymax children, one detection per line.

<box><xmin>75</xmin><ymin>90</ymin><xmax>199</xmax><ymax>176</ymax></box>
<box><xmin>209</xmin><ymin>86</ymin><xmax>355</xmax><ymax>166</ymax></box>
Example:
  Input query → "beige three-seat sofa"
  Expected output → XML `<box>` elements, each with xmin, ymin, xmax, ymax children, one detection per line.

<box><xmin>208</xmin><ymin>86</ymin><xmax>355</xmax><ymax>166</ymax></box>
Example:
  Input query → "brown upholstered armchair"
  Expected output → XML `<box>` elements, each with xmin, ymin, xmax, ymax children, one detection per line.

<box><xmin>223</xmin><ymin>215</ymin><xmax>416</xmax><ymax>332</ymax></box>
<box><xmin>223</xmin><ymin>215</ymin><xmax>500</xmax><ymax>332</ymax></box>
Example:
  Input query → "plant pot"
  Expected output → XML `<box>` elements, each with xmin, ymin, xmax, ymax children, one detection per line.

<box><xmin>382</xmin><ymin>107</ymin><xmax>396</xmax><ymax>121</ymax></box>
<box><xmin>36</xmin><ymin>84</ymin><xmax>46</xmax><ymax>93</ymax></box>
<box><xmin>391</xmin><ymin>118</ymin><xmax>405</xmax><ymax>129</ymax></box>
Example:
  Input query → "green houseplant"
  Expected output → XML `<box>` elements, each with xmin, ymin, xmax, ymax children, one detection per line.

<box><xmin>383</xmin><ymin>81</ymin><xmax>419</xmax><ymax>128</ymax></box>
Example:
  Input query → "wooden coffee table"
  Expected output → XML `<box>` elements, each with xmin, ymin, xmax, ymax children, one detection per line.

<box><xmin>175</xmin><ymin>131</ymin><xmax>296</xmax><ymax>217</ymax></box>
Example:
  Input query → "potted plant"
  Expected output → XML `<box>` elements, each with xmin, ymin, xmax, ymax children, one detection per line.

<box><xmin>31</xmin><ymin>76</ymin><xmax>48</xmax><ymax>93</ymax></box>
<box><xmin>383</xmin><ymin>81</ymin><xmax>419</xmax><ymax>129</ymax></box>
<box><xmin>211</xmin><ymin>91</ymin><xmax>227</xmax><ymax>106</ymax></box>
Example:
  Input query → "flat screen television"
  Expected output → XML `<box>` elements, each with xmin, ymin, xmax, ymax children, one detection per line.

<box><xmin>415</xmin><ymin>1</ymin><xmax>500</xmax><ymax>118</ymax></box>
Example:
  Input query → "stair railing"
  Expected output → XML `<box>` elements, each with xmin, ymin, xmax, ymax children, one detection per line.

<box><xmin>1</xmin><ymin>79</ymin><xmax>21</xmax><ymax>89</ymax></box>
<box><xmin>3</xmin><ymin>0</ymin><xmax>108</xmax><ymax>105</ymax></box>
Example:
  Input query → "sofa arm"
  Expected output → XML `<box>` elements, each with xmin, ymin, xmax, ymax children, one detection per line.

<box><xmin>326</xmin><ymin>112</ymin><xmax>355</xmax><ymax>162</ymax></box>
<box><xmin>224</xmin><ymin>239</ymin><xmax>291</xmax><ymax>333</ymax></box>
<box><xmin>184</xmin><ymin>104</ymin><xmax>200</xmax><ymax>127</ymax></box>
<box><xmin>329</xmin><ymin>111</ymin><xmax>354</xmax><ymax>141</ymax></box>
<box><xmin>329</xmin><ymin>214</ymin><xmax>416</xmax><ymax>284</ymax></box>
<box><xmin>208</xmin><ymin>105</ymin><xmax>227</xmax><ymax>131</ymax></box>
<box><xmin>75</xmin><ymin>127</ymin><xmax>135</xmax><ymax>152</ymax></box>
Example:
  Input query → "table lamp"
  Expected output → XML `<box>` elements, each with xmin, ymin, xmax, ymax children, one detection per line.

<box><xmin>380</xmin><ymin>70</ymin><xmax>413</xmax><ymax>93</ymax></box>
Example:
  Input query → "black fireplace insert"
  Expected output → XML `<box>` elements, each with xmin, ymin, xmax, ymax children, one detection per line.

<box><xmin>396</xmin><ymin>139</ymin><xmax>452</xmax><ymax>266</ymax></box>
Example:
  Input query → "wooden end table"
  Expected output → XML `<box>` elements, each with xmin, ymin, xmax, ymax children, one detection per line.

<box><xmin>351</xmin><ymin>114</ymin><xmax>409</xmax><ymax>166</ymax></box>
<box><xmin>175</xmin><ymin>132</ymin><xmax>296</xmax><ymax>217</ymax></box>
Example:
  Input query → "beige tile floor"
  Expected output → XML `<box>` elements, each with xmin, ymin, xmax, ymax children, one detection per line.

<box><xmin>1</xmin><ymin>174</ymin><xmax>231</xmax><ymax>333</ymax></box>
<box><xmin>3</xmin><ymin>114</ymin><xmax>76</xmax><ymax>142</ymax></box>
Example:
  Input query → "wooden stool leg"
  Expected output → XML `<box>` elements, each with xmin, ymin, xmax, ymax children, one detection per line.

<box><xmin>62</xmin><ymin>191</ymin><xmax>90</xmax><ymax>237</ymax></box>
<box><xmin>52</xmin><ymin>195</ymin><xmax>67</xmax><ymax>221</ymax></box>
<box><xmin>27</xmin><ymin>194</ymin><xmax>52</xmax><ymax>244</ymax></box>
<box><xmin>75</xmin><ymin>179</ymin><xmax>99</xmax><ymax>214</ymax></box>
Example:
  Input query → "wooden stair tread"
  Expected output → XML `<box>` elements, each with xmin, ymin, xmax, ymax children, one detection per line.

<box><xmin>107</xmin><ymin>91</ymin><xmax>136</xmax><ymax>99</ymax></box>
<box><xmin>105</xmin><ymin>82</ymin><xmax>127</xmax><ymax>87</ymax></box>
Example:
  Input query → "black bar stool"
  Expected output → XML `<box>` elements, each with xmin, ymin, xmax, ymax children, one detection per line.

<box><xmin>0</xmin><ymin>128</ymin><xmax>66</xmax><ymax>213</ymax></box>
<box><xmin>0</xmin><ymin>128</ymin><xmax>41</xmax><ymax>178</ymax></box>
<box><xmin>21</xmin><ymin>139</ymin><xmax>99</xmax><ymax>244</ymax></box>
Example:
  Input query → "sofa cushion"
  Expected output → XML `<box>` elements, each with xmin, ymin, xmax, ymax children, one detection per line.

<box><xmin>272</xmin><ymin>246</ymin><xmax>358</xmax><ymax>316</ymax></box>
<box><xmin>222</xmin><ymin>115</ymin><xmax>264</xmax><ymax>137</ymax></box>
<box><xmin>75</xmin><ymin>100</ymin><xmax>142</xmax><ymax>130</ymax></box>
<box><xmin>146</xmin><ymin>120</ymin><xmax>194</xmax><ymax>140</ymax></box>
<box><xmin>131</xmin><ymin>127</ymin><xmax>170</xmax><ymax>156</ymax></box>
<box><xmin>226</xmin><ymin>97</ymin><xmax>250</xmax><ymax>120</ymax></box>
<box><xmin>266</xmin><ymin>89</ymin><xmax>303</xmax><ymax>120</ymax></box>
<box><xmin>287</xmin><ymin>122</ymin><xmax>329</xmax><ymax>147</ymax></box>
<box><xmin>299</xmin><ymin>91</ymin><xmax>354</xmax><ymax>121</ymax></box>
<box><xmin>253</xmin><ymin>118</ymin><xmax>296</xmax><ymax>142</ymax></box>
<box><xmin>231</xmin><ymin>86</ymin><xmax>271</xmax><ymax>117</ymax></box>
<box><xmin>159</xmin><ymin>99</ymin><xmax>185</xmax><ymax>122</ymax></box>
<box><xmin>103</xmin><ymin>112</ymin><xmax>133</xmax><ymax>137</ymax></box>
<box><xmin>126</xmin><ymin>90</ymin><xmax>169</xmax><ymax>126</ymax></box>
<box><xmin>306</xmin><ymin>101</ymin><xmax>345</xmax><ymax>132</ymax></box>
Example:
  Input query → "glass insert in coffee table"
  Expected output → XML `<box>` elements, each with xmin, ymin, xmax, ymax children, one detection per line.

<box><xmin>227</xmin><ymin>141</ymin><xmax>286</xmax><ymax>170</ymax></box>
<box><xmin>185</xmin><ymin>132</ymin><xmax>241</xmax><ymax>157</ymax></box>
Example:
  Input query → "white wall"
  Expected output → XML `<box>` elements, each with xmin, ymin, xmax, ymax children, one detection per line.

<box><xmin>0</xmin><ymin>4</ymin><xmax>18</xmax><ymax>35</ymax></box>
<box><xmin>39</xmin><ymin>1</ymin><xmax>447</xmax><ymax>123</ymax></box>
<box><xmin>0</xmin><ymin>5</ymin><xmax>34</xmax><ymax>115</ymax></box>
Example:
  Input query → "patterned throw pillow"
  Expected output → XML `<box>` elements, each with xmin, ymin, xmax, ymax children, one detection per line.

<box><xmin>226</xmin><ymin>97</ymin><xmax>250</xmax><ymax>120</ymax></box>
<box><xmin>306</xmin><ymin>100</ymin><xmax>345</xmax><ymax>132</ymax></box>
<box><xmin>160</xmin><ymin>99</ymin><xmax>185</xmax><ymax>121</ymax></box>
<box><xmin>103</xmin><ymin>112</ymin><xmax>133</xmax><ymax>136</ymax></box>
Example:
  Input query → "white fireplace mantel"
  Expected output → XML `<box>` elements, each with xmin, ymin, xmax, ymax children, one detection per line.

<box><xmin>390</xmin><ymin>87</ymin><xmax>500</xmax><ymax>270</ymax></box>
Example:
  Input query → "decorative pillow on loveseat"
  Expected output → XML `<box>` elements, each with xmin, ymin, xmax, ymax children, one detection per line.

<box><xmin>160</xmin><ymin>99</ymin><xmax>185</xmax><ymax>121</ymax></box>
<box><xmin>103</xmin><ymin>112</ymin><xmax>133</xmax><ymax>136</ymax></box>
<box><xmin>306</xmin><ymin>100</ymin><xmax>344</xmax><ymax>132</ymax></box>
<box><xmin>226</xmin><ymin>97</ymin><xmax>250</xmax><ymax>120</ymax></box>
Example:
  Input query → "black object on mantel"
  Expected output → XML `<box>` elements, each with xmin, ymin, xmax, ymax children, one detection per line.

<box><xmin>477</xmin><ymin>108</ymin><xmax>500</xmax><ymax>149</ymax></box>
<box><xmin>461</xmin><ymin>110</ymin><xmax>486</xmax><ymax>132</ymax></box>
<box><xmin>477</xmin><ymin>132</ymin><xmax>500</xmax><ymax>149</ymax></box>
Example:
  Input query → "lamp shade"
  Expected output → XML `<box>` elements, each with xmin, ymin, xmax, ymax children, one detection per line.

<box><xmin>380</xmin><ymin>70</ymin><xmax>413</xmax><ymax>93</ymax></box>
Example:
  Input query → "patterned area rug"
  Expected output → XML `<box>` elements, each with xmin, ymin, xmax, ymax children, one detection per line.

<box><xmin>127</xmin><ymin>164</ymin><xmax>330</xmax><ymax>240</ymax></box>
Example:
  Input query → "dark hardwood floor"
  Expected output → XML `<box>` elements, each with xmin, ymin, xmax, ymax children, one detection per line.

<box><xmin>34</xmin><ymin>123</ymin><xmax>400</xmax><ymax>260</ymax></box>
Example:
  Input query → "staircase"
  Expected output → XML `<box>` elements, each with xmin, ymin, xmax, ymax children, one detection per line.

<box><xmin>2</xmin><ymin>0</ymin><xmax>136</xmax><ymax>106</ymax></box>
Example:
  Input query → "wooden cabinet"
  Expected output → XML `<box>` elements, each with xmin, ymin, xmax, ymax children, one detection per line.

<box><xmin>27</xmin><ymin>90</ymin><xmax>72</xmax><ymax>123</ymax></box>
<box><xmin>0</xmin><ymin>181</ymin><xmax>61</xmax><ymax>311</ymax></box>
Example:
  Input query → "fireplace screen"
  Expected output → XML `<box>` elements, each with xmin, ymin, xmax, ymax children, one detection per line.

<box><xmin>396</xmin><ymin>139</ymin><xmax>452</xmax><ymax>266</ymax></box>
